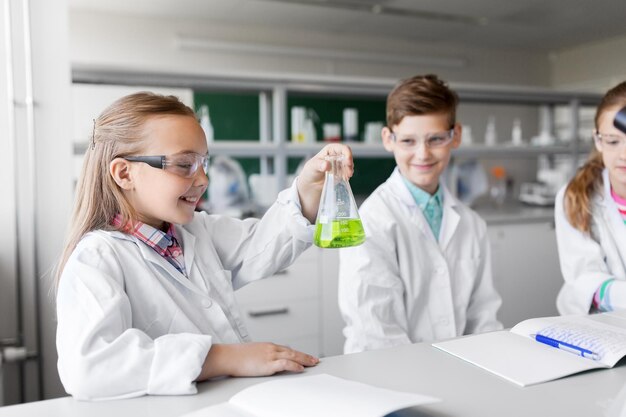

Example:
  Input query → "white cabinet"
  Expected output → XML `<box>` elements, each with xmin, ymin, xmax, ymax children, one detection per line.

<box><xmin>319</xmin><ymin>249</ymin><xmax>344</xmax><ymax>357</ymax></box>
<box><xmin>488</xmin><ymin>221</ymin><xmax>562</xmax><ymax>327</ymax></box>
<box><xmin>233</xmin><ymin>246</ymin><xmax>345</xmax><ymax>358</ymax></box>
<box><xmin>234</xmin><ymin>248</ymin><xmax>323</xmax><ymax>356</ymax></box>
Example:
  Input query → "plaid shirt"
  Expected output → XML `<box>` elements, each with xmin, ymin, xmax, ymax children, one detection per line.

<box><xmin>112</xmin><ymin>214</ymin><xmax>187</xmax><ymax>276</ymax></box>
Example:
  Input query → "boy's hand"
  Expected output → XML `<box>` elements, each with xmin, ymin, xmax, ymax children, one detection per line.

<box><xmin>297</xmin><ymin>144</ymin><xmax>354</xmax><ymax>223</ymax></box>
<box><xmin>197</xmin><ymin>342</ymin><xmax>320</xmax><ymax>380</ymax></box>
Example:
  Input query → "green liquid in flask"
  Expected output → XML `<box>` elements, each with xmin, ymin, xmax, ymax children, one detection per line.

<box><xmin>313</xmin><ymin>218</ymin><xmax>366</xmax><ymax>248</ymax></box>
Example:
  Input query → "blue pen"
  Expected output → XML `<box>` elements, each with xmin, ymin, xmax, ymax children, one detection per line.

<box><xmin>533</xmin><ymin>334</ymin><xmax>600</xmax><ymax>361</ymax></box>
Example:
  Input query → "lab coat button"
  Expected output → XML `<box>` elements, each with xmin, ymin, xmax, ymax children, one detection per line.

<box><xmin>202</xmin><ymin>299</ymin><xmax>212</xmax><ymax>308</ymax></box>
<box><xmin>438</xmin><ymin>318</ymin><xmax>449</xmax><ymax>326</ymax></box>
<box><xmin>435</xmin><ymin>267</ymin><xmax>445</xmax><ymax>275</ymax></box>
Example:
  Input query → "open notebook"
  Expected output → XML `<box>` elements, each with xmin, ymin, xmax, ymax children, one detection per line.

<box><xmin>433</xmin><ymin>311</ymin><xmax>626</xmax><ymax>387</ymax></box>
<box><xmin>181</xmin><ymin>374</ymin><xmax>439</xmax><ymax>417</ymax></box>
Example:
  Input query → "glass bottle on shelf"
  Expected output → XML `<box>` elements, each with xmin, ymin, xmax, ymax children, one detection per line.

<box><xmin>489</xmin><ymin>165</ymin><xmax>507</xmax><ymax>207</ymax></box>
<box><xmin>313</xmin><ymin>154</ymin><xmax>365</xmax><ymax>248</ymax></box>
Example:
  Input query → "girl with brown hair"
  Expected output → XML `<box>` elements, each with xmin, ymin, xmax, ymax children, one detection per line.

<box><xmin>556</xmin><ymin>81</ymin><xmax>626</xmax><ymax>314</ymax></box>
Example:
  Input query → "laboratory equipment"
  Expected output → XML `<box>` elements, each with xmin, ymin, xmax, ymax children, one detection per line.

<box><xmin>485</xmin><ymin>116</ymin><xmax>497</xmax><ymax>146</ymax></box>
<box><xmin>292</xmin><ymin>107</ymin><xmax>317</xmax><ymax>144</ymax></box>
<box><xmin>291</xmin><ymin>106</ymin><xmax>306</xmax><ymax>143</ymax></box>
<box><xmin>489</xmin><ymin>165</ymin><xmax>507</xmax><ymax>207</ymax></box>
<box><xmin>207</xmin><ymin>156</ymin><xmax>250</xmax><ymax>216</ymax></box>
<box><xmin>314</xmin><ymin>154</ymin><xmax>365</xmax><ymax>248</ymax></box>
<box><xmin>518</xmin><ymin>154</ymin><xmax>570</xmax><ymax>206</ymax></box>
<box><xmin>303</xmin><ymin>109</ymin><xmax>317</xmax><ymax>143</ymax></box>
<box><xmin>198</xmin><ymin>104</ymin><xmax>214</xmax><ymax>142</ymax></box>
<box><xmin>323</xmin><ymin>123</ymin><xmax>341</xmax><ymax>142</ymax></box>
<box><xmin>511</xmin><ymin>118</ymin><xmax>523</xmax><ymax>146</ymax></box>
<box><xmin>531</xmin><ymin>105</ymin><xmax>556</xmax><ymax>146</ymax></box>
<box><xmin>462</xmin><ymin>125</ymin><xmax>473</xmax><ymax>145</ymax></box>
<box><xmin>343</xmin><ymin>108</ymin><xmax>358</xmax><ymax>142</ymax></box>
<box><xmin>449</xmin><ymin>159</ymin><xmax>488</xmax><ymax>205</ymax></box>
<box><xmin>364</xmin><ymin>122</ymin><xmax>384</xmax><ymax>143</ymax></box>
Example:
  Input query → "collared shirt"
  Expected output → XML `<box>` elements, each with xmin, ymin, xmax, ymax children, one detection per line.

<box><xmin>401</xmin><ymin>176</ymin><xmax>444</xmax><ymax>240</ymax></box>
<box><xmin>611</xmin><ymin>187</ymin><xmax>626</xmax><ymax>224</ymax></box>
<box><xmin>111</xmin><ymin>214</ymin><xmax>187</xmax><ymax>276</ymax></box>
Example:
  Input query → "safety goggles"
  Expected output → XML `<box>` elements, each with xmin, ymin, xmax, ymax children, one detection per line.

<box><xmin>593</xmin><ymin>131</ymin><xmax>626</xmax><ymax>150</ymax></box>
<box><xmin>123</xmin><ymin>152</ymin><xmax>210</xmax><ymax>178</ymax></box>
<box><xmin>390</xmin><ymin>128</ymin><xmax>455</xmax><ymax>150</ymax></box>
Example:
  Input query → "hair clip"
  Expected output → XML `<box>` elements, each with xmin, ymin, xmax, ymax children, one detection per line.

<box><xmin>91</xmin><ymin>119</ymin><xmax>96</xmax><ymax>150</ymax></box>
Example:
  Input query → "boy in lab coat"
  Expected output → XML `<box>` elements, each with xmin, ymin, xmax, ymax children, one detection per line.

<box><xmin>338</xmin><ymin>74</ymin><xmax>503</xmax><ymax>353</ymax></box>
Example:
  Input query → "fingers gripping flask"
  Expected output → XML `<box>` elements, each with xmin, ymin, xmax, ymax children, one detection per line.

<box><xmin>313</xmin><ymin>155</ymin><xmax>365</xmax><ymax>248</ymax></box>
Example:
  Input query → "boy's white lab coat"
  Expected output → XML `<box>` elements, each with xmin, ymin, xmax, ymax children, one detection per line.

<box><xmin>555</xmin><ymin>169</ymin><xmax>626</xmax><ymax>315</ymax></box>
<box><xmin>338</xmin><ymin>169</ymin><xmax>502</xmax><ymax>354</ymax></box>
<box><xmin>56</xmin><ymin>184</ymin><xmax>312</xmax><ymax>400</ymax></box>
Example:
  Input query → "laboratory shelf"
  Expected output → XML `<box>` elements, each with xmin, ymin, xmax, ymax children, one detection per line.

<box><xmin>453</xmin><ymin>143</ymin><xmax>586</xmax><ymax>159</ymax></box>
<box><xmin>72</xmin><ymin>68</ymin><xmax>603</xmax><ymax>191</ymax></box>
<box><xmin>208</xmin><ymin>141</ymin><xmax>278</xmax><ymax>157</ymax></box>
<box><xmin>75</xmin><ymin>139</ymin><xmax>592</xmax><ymax>160</ymax></box>
<box><xmin>286</xmin><ymin>142</ymin><xmax>388</xmax><ymax>158</ymax></box>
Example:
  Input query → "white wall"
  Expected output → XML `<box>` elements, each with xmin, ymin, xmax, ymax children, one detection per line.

<box><xmin>1</xmin><ymin>0</ymin><xmax>73</xmax><ymax>403</ymax></box>
<box><xmin>69</xmin><ymin>10</ymin><xmax>552</xmax><ymax>86</ymax></box>
<box><xmin>31</xmin><ymin>0</ymin><xmax>74</xmax><ymax>401</ymax></box>
<box><xmin>550</xmin><ymin>34</ymin><xmax>626</xmax><ymax>91</ymax></box>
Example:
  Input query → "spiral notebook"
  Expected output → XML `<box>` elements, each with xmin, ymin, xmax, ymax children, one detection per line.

<box><xmin>433</xmin><ymin>311</ymin><xmax>626</xmax><ymax>387</ymax></box>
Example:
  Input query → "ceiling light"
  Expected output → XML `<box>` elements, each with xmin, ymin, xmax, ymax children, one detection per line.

<box><xmin>176</xmin><ymin>35</ymin><xmax>467</xmax><ymax>69</ymax></box>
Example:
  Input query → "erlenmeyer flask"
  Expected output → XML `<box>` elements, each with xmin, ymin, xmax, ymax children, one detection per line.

<box><xmin>313</xmin><ymin>155</ymin><xmax>365</xmax><ymax>248</ymax></box>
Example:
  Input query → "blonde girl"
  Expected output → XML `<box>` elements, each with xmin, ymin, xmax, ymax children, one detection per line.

<box><xmin>556</xmin><ymin>81</ymin><xmax>626</xmax><ymax>314</ymax></box>
<box><xmin>56</xmin><ymin>92</ymin><xmax>353</xmax><ymax>400</ymax></box>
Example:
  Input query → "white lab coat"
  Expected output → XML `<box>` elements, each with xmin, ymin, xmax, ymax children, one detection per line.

<box><xmin>555</xmin><ymin>169</ymin><xmax>626</xmax><ymax>315</ymax></box>
<box><xmin>338</xmin><ymin>168</ymin><xmax>502</xmax><ymax>354</ymax></box>
<box><xmin>56</xmin><ymin>182</ymin><xmax>313</xmax><ymax>400</ymax></box>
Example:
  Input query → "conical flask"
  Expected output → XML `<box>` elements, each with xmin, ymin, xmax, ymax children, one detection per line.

<box><xmin>313</xmin><ymin>155</ymin><xmax>365</xmax><ymax>248</ymax></box>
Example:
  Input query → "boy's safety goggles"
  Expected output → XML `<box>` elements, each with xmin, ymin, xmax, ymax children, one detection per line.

<box><xmin>390</xmin><ymin>128</ymin><xmax>455</xmax><ymax>150</ymax></box>
<box><xmin>123</xmin><ymin>152</ymin><xmax>210</xmax><ymax>178</ymax></box>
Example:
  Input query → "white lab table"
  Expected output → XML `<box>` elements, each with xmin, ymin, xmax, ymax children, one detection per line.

<box><xmin>1</xmin><ymin>340</ymin><xmax>625</xmax><ymax>417</ymax></box>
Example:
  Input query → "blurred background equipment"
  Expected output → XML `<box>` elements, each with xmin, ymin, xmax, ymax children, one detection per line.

<box><xmin>207</xmin><ymin>156</ymin><xmax>251</xmax><ymax>217</ymax></box>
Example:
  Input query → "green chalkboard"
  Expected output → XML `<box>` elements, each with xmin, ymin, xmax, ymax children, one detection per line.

<box><xmin>194</xmin><ymin>91</ymin><xmax>259</xmax><ymax>140</ymax></box>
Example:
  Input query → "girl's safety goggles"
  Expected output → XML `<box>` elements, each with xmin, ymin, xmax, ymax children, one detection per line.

<box><xmin>593</xmin><ymin>131</ymin><xmax>626</xmax><ymax>150</ymax></box>
<box><xmin>123</xmin><ymin>152</ymin><xmax>210</xmax><ymax>178</ymax></box>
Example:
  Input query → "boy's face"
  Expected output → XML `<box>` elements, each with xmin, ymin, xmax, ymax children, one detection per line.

<box><xmin>382</xmin><ymin>113</ymin><xmax>461</xmax><ymax>194</ymax></box>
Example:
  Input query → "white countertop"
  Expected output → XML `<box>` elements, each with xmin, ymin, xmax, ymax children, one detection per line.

<box><xmin>2</xmin><ymin>341</ymin><xmax>625</xmax><ymax>417</ymax></box>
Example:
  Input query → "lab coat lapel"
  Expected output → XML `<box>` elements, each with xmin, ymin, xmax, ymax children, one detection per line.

<box><xmin>439</xmin><ymin>185</ymin><xmax>460</xmax><ymax>251</ymax></box>
<box><xmin>176</xmin><ymin>225</ymin><xmax>196</xmax><ymax>276</ymax></box>
<box><xmin>132</xmin><ymin>232</ymin><xmax>204</xmax><ymax>296</ymax></box>
<box><xmin>601</xmin><ymin>169</ymin><xmax>626</xmax><ymax>249</ymax></box>
<box><xmin>388</xmin><ymin>169</ymin><xmax>438</xmax><ymax>243</ymax></box>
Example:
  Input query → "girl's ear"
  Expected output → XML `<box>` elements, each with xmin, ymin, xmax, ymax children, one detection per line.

<box><xmin>110</xmin><ymin>158</ymin><xmax>134</xmax><ymax>190</ymax></box>
<box><xmin>594</xmin><ymin>137</ymin><xmax>603</xmax><ymax>154</ymax></box>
